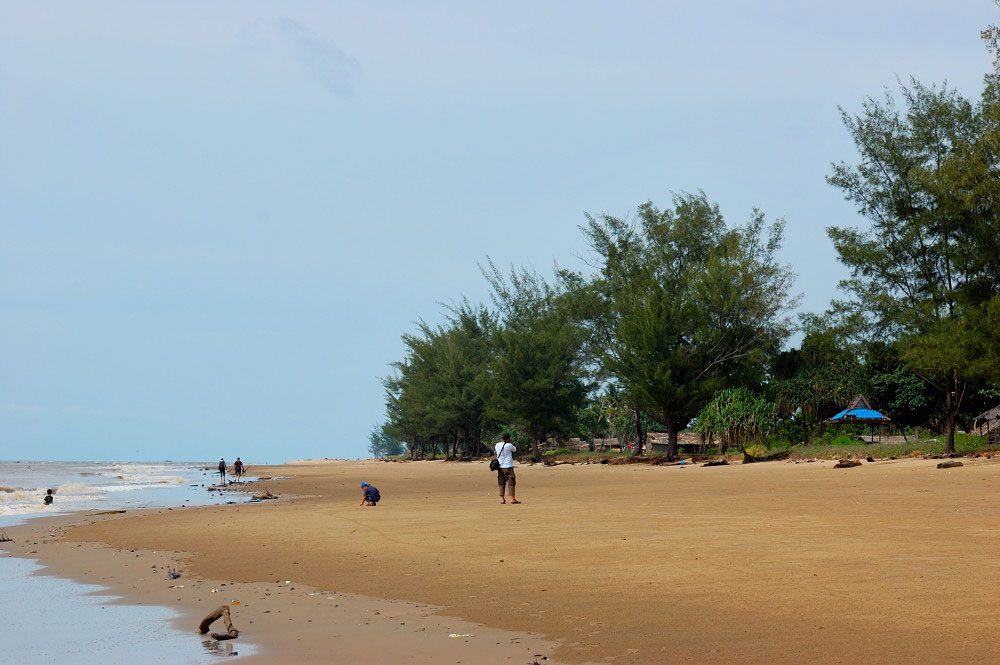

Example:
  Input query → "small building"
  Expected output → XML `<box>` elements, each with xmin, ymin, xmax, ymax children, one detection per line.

<box><xmin>974</xmin><ymin>405</ymin><xmax>1000</xmax><ymax>443</ymax></box>
<box><xmin>822</xmin><ymin>394</ymin><xmax>892</xmax><ymax>442</ymax></box>
<box><xmin>647</xmin><ymin>432</ymin><xmax>702</xmax><ymax>454</ymax></box>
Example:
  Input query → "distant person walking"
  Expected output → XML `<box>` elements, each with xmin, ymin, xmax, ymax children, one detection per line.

<box><xmin>218</xmin><ymin>457</ymin><xmax>227</xmax><ymax>485</ymax></box>
<box><xmin>233</xmin><ymin>458</ymin><xmax>244</xmax><ymax>483</ymax></box>
<box><xmin>360</xmin><ymin>482</ymin><xmax>380</xmax><ymax>506</ymax></box>
<box><xmin>495</xmin><ymin>433</ymin><xmax>519</xmax><ymax>504</ymax></box>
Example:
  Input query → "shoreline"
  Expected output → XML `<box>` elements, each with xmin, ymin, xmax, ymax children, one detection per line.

<box><xmin>3</xmin><ymin>457</ymin><xmax>999</xmax><ymax>664</ymax></box>
<box><xmin>0</xmin><ymin>474</ymin><xmax>564</xmax><ymax>665</ymax></box>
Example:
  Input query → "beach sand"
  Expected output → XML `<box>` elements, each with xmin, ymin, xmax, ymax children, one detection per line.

<box><xmin>3</xmin><ymin>457</ymin><xmax>998</xmax><ymax>664</ymax></box>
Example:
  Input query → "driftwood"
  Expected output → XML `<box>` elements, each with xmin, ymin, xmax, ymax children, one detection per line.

<box><xmin>0</xmin><ymin>528</ymin><xmax>11</xmax><ymax>542</ymax></box>
<box><xmin>198</xmin><ymin>605</ymin><xmax>239</xmax><ymax>640</ymax></box>
<box><xmin>89</xmin><ymin>510</ymin><xmax>127</xmax><ymax>515</ymax></box>
<box><xmin>936</xmin><ymin>460</ymin><xmax>963</xmax><ymax>469</ymax></box>
<box><xmin>834</xmin><ymin>459</ymin><xmax>862</xmax><ymax>468</ymax></box>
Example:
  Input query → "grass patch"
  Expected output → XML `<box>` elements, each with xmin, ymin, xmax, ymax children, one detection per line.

<box><xmin>542</xmin><ymin>448</ymin><xmax>636</xmax><ymax>462</ymax></box>
<box><xmin>512</xmin><ymin>434</ymin><xmax>998</xmax><ymax>465</ymax></box>
<box><xmin>786</xmin><ymin>433</ymin><xmax>995</xmax><ymax>460</ymax></box>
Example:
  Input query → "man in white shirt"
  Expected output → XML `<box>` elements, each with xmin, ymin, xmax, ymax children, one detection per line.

<box><xmin>495</xmin><ymin>433</ymin><xmax>520</xmax><ymax>504</ymax></box>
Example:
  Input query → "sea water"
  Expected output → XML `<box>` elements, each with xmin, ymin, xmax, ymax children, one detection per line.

<box><xmin>0</xmin><ymin>461</ymin><xmax>255</xmax><ymax>663</ymax></box>
<box><xmin>0</xmin><ymin>460</ymin><xmax>245</xmax><ymax>517</ymax></box>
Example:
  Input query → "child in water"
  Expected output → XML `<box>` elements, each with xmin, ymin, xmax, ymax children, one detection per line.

<box><xmin>360</xmin><ymin>482</ymin><xmax>380</xmax><ymax>506</ymax></box>
<box><xmin>44</xmin><ymin>489</ymin><xmax>54</xmax><ymax>505</ymax></box>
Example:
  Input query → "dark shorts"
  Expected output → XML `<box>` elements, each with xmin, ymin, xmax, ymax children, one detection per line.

<box><xmin>497</xmin><ymin>466</ymin><xmax>516</xmax><ymax>494</ymax></box>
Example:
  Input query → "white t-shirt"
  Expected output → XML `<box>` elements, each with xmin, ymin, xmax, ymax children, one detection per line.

<box><xmin>495</xmin><ymin>441</ymin><xmax>516</xmax><ymax>468</ymax></box>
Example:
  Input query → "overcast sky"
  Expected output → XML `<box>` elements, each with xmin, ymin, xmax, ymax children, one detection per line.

<box><xmin>1</xmin><ymin>1</ymin><xmax>996</xmax><ymax>463</ymax></box>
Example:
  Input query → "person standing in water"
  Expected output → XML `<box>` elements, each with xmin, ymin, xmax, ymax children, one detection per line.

<box><xmin>233</xmin><ymin>457</ymin><xmax>244</xmax><ymax>483</ymax></box>
<box><xmin>43</xmin><ymin>489</ymin><xmax>54</xmax><ymax>505</ymax></box>
<box><xmin>218</xmin><ymin>457</ymin><xmax>227</xmax><ymax>484</ymax></box>
<box><xmin>495</xmin><ymin>433</ymin><xmax>519</xmax><ymax>504</ymax></box>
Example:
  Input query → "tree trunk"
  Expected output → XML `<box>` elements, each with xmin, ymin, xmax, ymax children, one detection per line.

<box><xmin>666</xmin><ymin>418</ymin><xmax>679</xmax><ymax>459</ymax></box>
<box><xmin>943</xmin><ymin>368</ymin><xmax>965</xmax><ymax>455</ymax></box>
<box><xmin>631</xmin><ymin>407</ymin><xmax>644</xmax><ymax>456</ymax></box>
<box><xmin>452</xmin><ymin>430</ymin><xmax>460</xmax><ymax>459</ymax></box>
<box><xmin>944</xmin><ymin>385</ymin><xmax>956</xmax><ymax>455</ymax></box>
<box><xmin>529</xmin><ymin>423</ymin><xmax>542</xmax><ymax>462</ymax></box>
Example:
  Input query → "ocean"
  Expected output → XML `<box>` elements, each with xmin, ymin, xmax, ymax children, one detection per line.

<box><xmin>0</xmin><ymin>460</ymin><xmax>242</xmax><ymax>518</ymax></box>
<box><xmin>0</xmin><ymin>461</ymin><xmax>255</xmax><ymax>663</ymax></box>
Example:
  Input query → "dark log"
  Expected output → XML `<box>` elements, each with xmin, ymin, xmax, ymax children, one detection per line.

<box><xmin>834</xmin><ymin>459</ymin><xmax>862</xmax><ymax>468</ymax></box>
<box><xmin>199</xmin><ymin>605</ymin><xmax>239</xmax><ymax>640</ymax></box>
<box><xmin>936</xmin><ymin>460</ymin><xmax>963</xmax><ymax>469</ymax></box>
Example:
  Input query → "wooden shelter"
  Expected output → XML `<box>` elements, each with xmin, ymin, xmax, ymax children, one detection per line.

<box><xmin>973</xmin><ymin>405</ymin><xmax>1000</xmax><ymax>443</ymax></box>
<box><xmin>822</xmin><ymin>394</ymin><xmax>893</xmax><ymax>442</ymax></box>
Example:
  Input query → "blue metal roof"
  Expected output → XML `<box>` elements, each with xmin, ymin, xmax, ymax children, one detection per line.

<box><xmin>828</xmin><ymin>408</ymin><xmax>887</xmax><ymax>421</ymax></box>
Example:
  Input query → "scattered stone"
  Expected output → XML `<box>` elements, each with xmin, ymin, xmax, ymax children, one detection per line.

<box><xmin>834</xmin><ymin>459</ymin><xmax>862</xmax><ymax>469</ymax></box>
<box><xmin>936</xmin><ymin>460</ymin><xmax>963</xmax><ymax>469</ymax></box>
<box><xmin>866</xmin><ymin>456</ymin><xmax>875</xmax><ymax>462</ymax></box>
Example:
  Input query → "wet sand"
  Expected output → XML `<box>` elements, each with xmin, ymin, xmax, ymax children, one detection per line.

<box><xmin>3</xmin><ymin>457</ymin><xmax>998</xmax><ymax>664</ymax></box>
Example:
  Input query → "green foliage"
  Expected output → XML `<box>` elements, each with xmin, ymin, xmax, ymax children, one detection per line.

<box><xmin>368</xmin><ymin>426</ymin><xmax>405</xmax><ymax>458</ymax></box>
<box><xmin>770</xmin><ymin>314</ymin><xmax>867</xmax><ymax>442</ymax></box>
<box><xmin>564</xmin><ymin>192</ymin><xmax>797</xmax><ymax>457</ymax></box>
<box><xmin>482</xmin><ymin>262</ymin><xmax>589</xmax><ymax>461</ymax></box>
<box><xmin>827</xmin><ymin>76</ymin><xmax>1000</xmax><ymax>452</ymax></box>
<box><xmin>788</xmin><ymin>433</ymin><xmax>995</xmax><ymax>460</ymax></box>
<box><xmin>383</xmin><ymin>300</ymin><xmax>495</xmax><ymax>458</ymax></box>
<box><xmin>695</xmin><ymin>386</ymin><xmax>779</xmax><ymax>462</ymax></box>
<box><xmin>864</xmin><ymin>343</ymin><xmax>937</xmax><ymax>428</ymax></box>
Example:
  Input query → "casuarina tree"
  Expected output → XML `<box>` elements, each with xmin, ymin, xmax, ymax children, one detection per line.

<box><xmin>827</xmin><ymin>77</ymin><xmax>1000</xmax><ymax>453</ymax></box>
<box><xmin>564</xmin><ymin>192</ymin><xmax>797</xmax><ymax>458</ymax></box>
<box><xmin>483</xmin><ymin>261</ymin><xmax>589</xmax><ymax>462</ymax></box>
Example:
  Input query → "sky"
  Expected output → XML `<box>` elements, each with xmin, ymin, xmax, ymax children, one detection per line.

<box><xmin>1</xmin><ymin>1</ymin><xmax>997</xmax><ymax>463</ymax></box>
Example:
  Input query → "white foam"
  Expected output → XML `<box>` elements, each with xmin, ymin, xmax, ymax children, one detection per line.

<box><xmin>0</xmin><ymin>490</ymin><xmax>59</xmax><ymax>516</ymax></box>
<box><xmin>57</xmin><ymin>482</ymin><xmax>92</xmax><ymax>495</ymax></box>
<box><xmin>100</xmin><ymin>464</ymin><xmax>186</xmax><ymax>486</ymax></box>
<box><xmin>0</xmin><ymin>462</ymin><xmax>246</xmax><ymax>519</ymax></box>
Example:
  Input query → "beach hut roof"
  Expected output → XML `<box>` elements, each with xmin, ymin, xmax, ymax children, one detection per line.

<box><xmin>823</xmin><ymin>394</ymin><xmax>892</xmax><ymax>425</ymax></box>
<box><xmin>974</xmin><ymin>405</ymin><xmax>1000</xmax><ymax>421</ymax></box>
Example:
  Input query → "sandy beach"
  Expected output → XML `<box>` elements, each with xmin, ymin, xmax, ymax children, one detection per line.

<box><xmin>3</xmin><ymin>457</ymin><xmax>998</xmax><ymax>664</ymax></box>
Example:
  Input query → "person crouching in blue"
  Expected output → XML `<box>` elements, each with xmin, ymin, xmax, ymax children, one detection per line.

<box><xmin>360</xmin><ymin>482</ymin><xmax>380</xmax><ymax>506</ymax></box>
